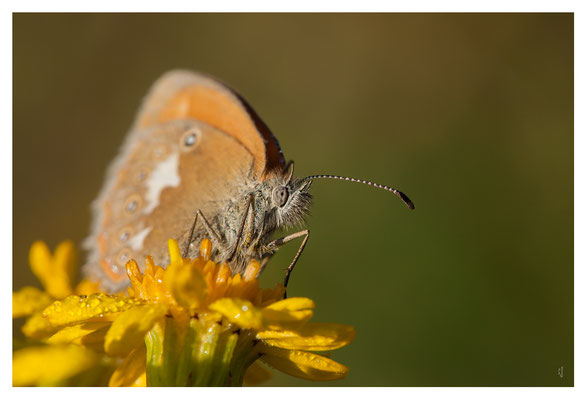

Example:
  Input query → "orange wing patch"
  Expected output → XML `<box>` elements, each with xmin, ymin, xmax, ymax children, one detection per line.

<box><xmin>134</xmin><ymin>71</ymin><xmax>285</xmax><ymax>179</ymax></box>
<box><xmin>156</xmin><ymin>86</ymin><xmax>267</xmax><ymax>176</ymax></box>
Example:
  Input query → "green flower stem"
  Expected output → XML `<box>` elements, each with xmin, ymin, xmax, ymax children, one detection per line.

<box><xmin>145</xmin><ymin>318</ymin><xmax>181</xmax><ymax>386</ymax></box>
<box><xmin>145</xmin><ymin>322</ymin><xmax>164</xmax><ymax>386</ymax></box>
<box><xmin>161</xmin><ymin>317</ymin><xmax>179</xmax><ymax>386</ymax></box>
<box><xmin>175</xmin><ymin>318</ymin><xmax>195</xmax><ymax>386</ymax></box>
<box><xmin>145</xmin><ymin>314</ymin><xmax>260</xmax><ymax>386</ymax></box>
<box><xmin>190</xmin><ymin>317</ymin><xmax>220</xmax><ymax>386</ymax></box>
<box><xmin>208</xmin><ymin>330</ymin><xmax>239</xmax><ymax>386</ymax></box>
<box><xmin>228</xmin><ymin>331</ymin><xmax>261</xmax><ymax>386</ymax></box>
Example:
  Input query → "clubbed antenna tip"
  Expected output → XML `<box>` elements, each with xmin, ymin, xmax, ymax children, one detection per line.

<box><xmin>303</xmin><ymin>174</ymin><xmax>415</xmax><ymax>211</ymax></box>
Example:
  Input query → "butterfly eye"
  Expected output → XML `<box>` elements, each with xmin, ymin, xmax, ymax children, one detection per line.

<box><xmin>272</xmin><ymin>186</ymin><xmax>289</xmax><ymax>208</ymax></box>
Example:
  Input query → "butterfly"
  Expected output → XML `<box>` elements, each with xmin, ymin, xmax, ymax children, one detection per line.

<box><xmin>83</xmin><ymin>70</ymin><xmax>414</xmax><ymax>293</ymax></box>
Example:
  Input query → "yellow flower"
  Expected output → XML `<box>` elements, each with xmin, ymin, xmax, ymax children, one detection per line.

<box><xmin>13</xmin><ymin>240</ymin><xmax>113</xmax><ymax>386</ymax></box>
<box><xmin>29</xmin><ymin>240</ymin><xmax>76</xmax><ymax>299</ymax></box>
<box><xmin>13</xmin><ymin>240</ymin><xmax>100</xmax><ymax>317</ymax></box>
<box><xmin>14</xmin><ymin>239</ymin><xmax>355</xmax><ymax>386</ymax></box>
<box><xmin>13</xmin><ymin>241</ymin><xmax>101</xmax><ymax>340</ymax></box>
<box><xmin>12</xmin><ymin>344</ymin><xmax>112</xmax><ymax>386</ymax></box>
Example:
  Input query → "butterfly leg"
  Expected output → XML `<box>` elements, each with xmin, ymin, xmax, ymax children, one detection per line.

<box><xmin>227</xmin><ymin>193</ymin><xmax>255</xmax><ymax>262</ymax></box>
<box><xmin>183</xmin><ymin>211</ymin><xmax>199</xmax><ymax>258</ymax></box>
<box><xmin>182</xmin><ymin>209</ymin><xmax>224</xmax><ymax>258</ymax></box>
<box><xmin>263</xmin><ymin>229</ymin><xmax>310</xmax><ymax>298</ymax></box>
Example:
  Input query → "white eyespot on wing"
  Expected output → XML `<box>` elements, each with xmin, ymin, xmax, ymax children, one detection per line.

<box><xmin>144</xmin><ymin>153</ymin><xmax>180</xmax><ymax>214</ymax></box>
<box><xmin>128</xmin><ymin>226</ymin><xmax>153</xmax><ymax>252</ymax></box>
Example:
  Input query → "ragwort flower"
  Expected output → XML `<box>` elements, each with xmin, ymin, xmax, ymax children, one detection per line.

<box><xmin>13</xmin><ymin>240</ymin><xmax>100</xmax><ymax>339</ymax></box>
<box><xmin>13</xmin><ymin>238</ymin><xmax>355</xmax><ymax>386</ymax></box>
<box><xmin>12</xmin><ymin>240</ymin><xmax>109</xmax><ymax>386</ymax></box>
<box><xmin>14</xmin><ymin>241</ymin><xmax>100</xmax><ymax>304</ymax></box>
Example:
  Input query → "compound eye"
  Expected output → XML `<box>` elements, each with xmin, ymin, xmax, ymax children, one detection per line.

<box><xmin>273</xmin><ymin>186</ymin><xmax>289</xmax><ymax>207</ymax></box>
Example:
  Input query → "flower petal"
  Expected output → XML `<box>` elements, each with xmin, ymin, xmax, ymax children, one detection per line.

<box><xmin>22</xmin><ymin>312</ymin><xmax>58</xmax><ymax>339</ymax></box>
<box><xmin>165</xmin><ymin>244</ymin><xmax>207</xmax><ymax>310</ymax></box>
<box><xmin>74</xmin><ymin>279</ymin><xmax>101</xmax><ymax>296</ymax></box>
<box><xmin>105</xmin><ymin>304</ymin><xmax>167</xmax><ymax>357</ymax></box>
<box><xmin>54</xmin><ymin>240</ymin><xmax>77</xmax><ymax>284</ymax></box>
<box><xmin>243</xmin><ymin>361</ymin><xmax>273</xmax><ymax>386</ymax></box>
<box><xmin>43</xmin><ymin>294</ymin><xmax>143</xmax><ymax>327</ymax></box>
<box><xmin>12</xmin><ymin>286</ymin><xmax>53</xmax><ymax>318</ymax></box>
<box><xmin>109</xmin><ymin>346</ymin><xmax>147</xmax><ymax>387</ymax></box>
<box><xmin>29</xmin><ymin>240</ymin><xmax>76</xmax><ymax>299</ymax></box>
<box><xmin>47</xmin><ymin>322</ymin><xmax>111</xmax><ymax>345</ymax></box>
<box><xmin>261</xmin><ymin>297</ymin><xmax>315</xmax><ymax>327</ymax></box>
<box><xmin>259</xmin><ymin>284</ymin><xmax>286</xmax><ymax>306</ymax></box>
<box><xmin>209</xmin><ymin>298</ymin><xmax>263</xmax><ymax>330</ymax></box>
<box><xmin>13</xmin><ymin>344</ymin><xmax>98</xmax><ymax>386</ymax></box>
<box><xmin>256</xmin><ymin>322</ymin><xmax>356</xmax><ymax>351</ymax></box>
<box><xmin>167</xmin><ymin>239</ymin><xmax>183</xmax><ymax>264</ymax></box>
<box><xmin>259</xmin><ymin>345</ymin><xmax>349</xmax><ymax>381</ymax></box>
<box><xmin>265</xmin><ymin>297</ymin><xmax>315</xmax><ymax>312</ymax></box>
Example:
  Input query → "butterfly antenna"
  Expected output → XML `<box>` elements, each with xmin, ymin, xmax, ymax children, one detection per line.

<box><xmin>303</xmin><ymin>174</ymin><xmax>415</xmax><ymax>210</ymax></box>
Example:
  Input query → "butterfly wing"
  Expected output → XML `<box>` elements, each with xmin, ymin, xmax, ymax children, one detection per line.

<box><xmin>84</xmin><ymin>71</ymin><xmax>286</xmax><ymax>291</ymax></box>
<box><xmin>132</xmin><ymin>70</ymin><xmax>285</xmax><ymax>178</ymax></box>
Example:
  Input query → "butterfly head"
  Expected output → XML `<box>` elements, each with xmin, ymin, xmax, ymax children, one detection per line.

<box><xmin>261</xmin><ymin>162</ymin><xmax>312</xmax><ymax>234</ymax></box>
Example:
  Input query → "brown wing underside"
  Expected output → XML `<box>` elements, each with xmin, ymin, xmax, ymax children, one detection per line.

<box><xmin>85</xmin><ymin>70</ymin><xmax>285</xmax><ymax>292</ymax></box>
<box><xmin>84</xmin><ymin>120</ymin><xmax>255</xmax><ymax>291</ymax></box>
<box><xmin>132</xmin><ymin>70</ymin><xmax>285</xmax><ymax>178</ymax></box>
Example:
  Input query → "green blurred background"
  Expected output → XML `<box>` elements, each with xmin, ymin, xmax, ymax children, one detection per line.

<box><xmin>13</xmin><ymin>13</ymin><xmax>573</xmax><ymax>386</ymax></box>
